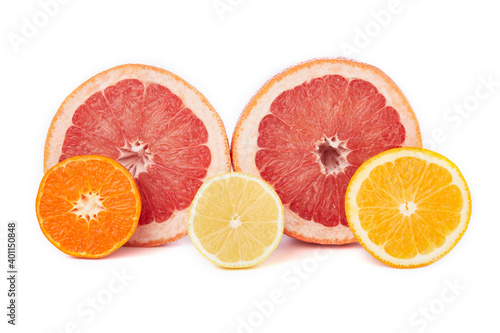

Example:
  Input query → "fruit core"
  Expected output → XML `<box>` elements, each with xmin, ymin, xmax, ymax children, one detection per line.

<box><xmin>315</xmin><ymin>136</ymin><xmax>351</xmax><ymax>175</ymax></box>
<box><xmin>71</xmin><ymin>192</ymin><xmax>105</xmax><ymax>222</ymax></box>
<box><xmin>399</xmin><ymin>201</ymin><xmax>417</xmax><ymax>217</ymax></box>
<box><xmin>230</xmin><ymin>215</ymin><xmax>242</xmax><ymax>228</ymax></box>
<box><xmin>117</xmin><ymin>141</ymin><xmax>154</xmax><ymax>178</ymax></box>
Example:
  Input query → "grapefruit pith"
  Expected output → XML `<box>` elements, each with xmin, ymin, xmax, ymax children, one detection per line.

<box><xmin>44</xmin><ymin>64</ymin><xmax>231</xmax><ymax>246</ymax></box>
<box><xmin>231</xmin><ymin>58</ymin><xmax>422</xmax><ymax>244</ymax></box>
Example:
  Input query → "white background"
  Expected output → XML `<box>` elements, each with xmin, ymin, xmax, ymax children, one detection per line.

<box><xmin>1</xmin><ymin>0</ymin><xmax>499</xmax><ymax>332</ymax></box>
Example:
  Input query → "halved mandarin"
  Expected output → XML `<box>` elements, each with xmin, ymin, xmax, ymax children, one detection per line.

<box><xmin>36</xmin><ymin>155</ymin><xmax>141</xmax><ymax>258</ymax></box>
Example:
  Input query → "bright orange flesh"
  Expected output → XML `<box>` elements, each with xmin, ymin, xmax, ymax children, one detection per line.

<box><xmin>36</xmin><ymin>155</ymin><xmax>141</xmax><ymax>258</ymax></box>
<box><xmin>358</xmin><ymin>158</ymin><xmax>462</xmax><ymax>258</ymax></box>
<box><xmin>345</xmin><ymin>148</ymin><xmax>471</xmax><ymax>268</ymax></box>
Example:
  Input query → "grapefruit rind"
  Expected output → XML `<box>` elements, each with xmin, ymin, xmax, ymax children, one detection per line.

<box><xmin>44</xmin><ymin>64</ymin><xmax>231</xmax><ymax>246</ymax></box>
<box><xmin>231</xmin><ymin>58</ymin><xmax>422</xmax><ymax>244</ymax></box>
<box><xmin>36</xmin><ymin>155</ymin><xmax>141</xmax><ymax>258</ymax></box>
<box><xmin>345</xmin><ymin>148</ymin><xmax>471</xmax><ymax>268</ymax></box>
<box><xmin>188</xmin><ymin>172</ymin><xmax>285</xmax><ymax>268</ymax></box>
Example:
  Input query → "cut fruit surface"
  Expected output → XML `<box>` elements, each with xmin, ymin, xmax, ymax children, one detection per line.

<box><xmin>36</xmin><ymin>155</ymin><xmax>141</xmax><ymax>258</ymax></box>
<box><xmin>345</xmin><ymin>148</ymin><xmax>471</xmax><ymax>268</ymax></box>
<box><xmin>44</xmin><ymin>64</ymin><xmax>231</xmax><ymax>246</ymax></box>
<box><xmin>188</xmin><ymin>172</ymin><xmax>284</xmax><ymax>268</ymax></box>
<box><xmin>231</xmin><ymin>58</ymin><xmax>422</xmax><ymax>244</ymax></box>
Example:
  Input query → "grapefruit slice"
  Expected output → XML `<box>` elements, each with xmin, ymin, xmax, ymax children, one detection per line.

<box><xmin>345</xmin><ymin>148</ymin><xmax>471</xmax><ymax>268</ymax></box>
<box><xmin>44</xmin><ymin>64</ymin><xmax>231</xmax><ymax>246</ymax></box>
<box><xmin>188</xmin><ymin>172</ymin><xmax>284</xmax><ymax>268</ymax></box>
<box><xmin>36</xmin><ymin>155</ymin><xmax>141</xmax><ymax>258</ymax></box>
<box><xmin>232</xmin><ymin>58</ymin><xmax>422</xmax><ymax>244</ymax></box>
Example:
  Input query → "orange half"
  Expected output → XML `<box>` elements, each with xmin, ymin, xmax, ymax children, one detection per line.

<box><xmin>345</xmin><ymin>148</ymin><xmax>471</xmax><ymax>268</ymax></box>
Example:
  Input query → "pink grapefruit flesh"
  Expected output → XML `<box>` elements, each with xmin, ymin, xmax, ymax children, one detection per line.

<box><xmin>232</xmin><ymin>58</ymin><xmax>422</xmax><ymax>244</ymax></box>
<box><xmin>44</xmin><ymin>64</ymin><xmax>231</xmax><ymax>246</ymax></box>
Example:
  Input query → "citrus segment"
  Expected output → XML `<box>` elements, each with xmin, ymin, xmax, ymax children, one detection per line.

<box><xmin>232</xmin><ymin>58</ymin><xmax>422</xmax><ymax>244</ymax></box>
<box><xmin>345</xmin><ymin>148</ymin><xmax>471</xmax><ymax>268</ymax></box>
<box><xmin>36</xmin><ymin>155</ymin><xmax>141</xmax><ymax>258</ymax></box>
<box><xmin>44</xmin><ymin>64</ymin><xmax>231</xmax><ymax>246</ymax></box>
<box><xmin>188</xmin><ymin>173</ymin><xmax>284</xmax><ymax>268</ymax></box>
